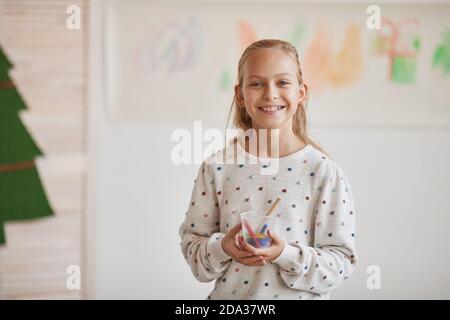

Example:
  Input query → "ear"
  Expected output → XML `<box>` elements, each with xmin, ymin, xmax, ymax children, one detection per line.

<box><xmin>234</xmin><ymin>84</ymin><xmax>244</xmax><ymax>107</ymax></box>
<box><xmin>298</xmin><ymin>83</ymin><xmax>308</xmax><ymax>105</ymax></box>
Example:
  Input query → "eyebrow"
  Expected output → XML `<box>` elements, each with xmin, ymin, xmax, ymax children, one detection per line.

<box><xmin>247</xmin><ymin>73</ymin><xmax>295</xmax><ymax>79</ymax></box>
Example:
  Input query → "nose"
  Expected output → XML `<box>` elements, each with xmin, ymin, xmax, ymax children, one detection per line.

<box><xmin>263</xmin><ymin>83</ymin><xmax>279</xmax><ymax>101</ymax></box>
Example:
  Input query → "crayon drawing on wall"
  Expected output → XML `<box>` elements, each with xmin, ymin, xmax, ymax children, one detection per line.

<box><xmin>104</xmin><ymin>1</ymin><xmax>450</xmax><ymax>127</ymax></box>
<box><xmin>430</xmin><ymin>27</ymin><xmax>450</xmax><ymax>107</ymax></box>
<box><xmin>371</xmin><ymin>17</ymin><xmax>421</xmax><ymax>84</ymax></box>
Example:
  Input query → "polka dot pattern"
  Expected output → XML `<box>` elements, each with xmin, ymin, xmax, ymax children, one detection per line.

<box><xmin>179</xmin><ymin>146</ymin><xmax>357</xmax><ymax>300</ymax></box>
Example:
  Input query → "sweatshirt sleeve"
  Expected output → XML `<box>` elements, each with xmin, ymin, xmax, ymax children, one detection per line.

<box><xmin>272</xmin><ymin>160</ymin><xmax>358</xmax><ymax>294</ymax></box>
<box><xmin>178</xmin><ymin>161</ymin><xmax>232</xmax><ymax>283</ymax></box>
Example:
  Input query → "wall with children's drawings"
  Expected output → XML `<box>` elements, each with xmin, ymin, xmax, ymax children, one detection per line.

<box><xmin>104</xmin><ymin>0</ymin><xmax>450</xmax><ymax>128</ymax></box>
<box><xmin>87</xmin><ymin>0</ymin><xmax>450</xmax><ymax>299</ymax></box>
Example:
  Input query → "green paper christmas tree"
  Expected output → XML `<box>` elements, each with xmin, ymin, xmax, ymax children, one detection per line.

<box><xmin>0</xmin><ymin>45</ymin><xmax>53</xmax><ymax>245</ymax></box>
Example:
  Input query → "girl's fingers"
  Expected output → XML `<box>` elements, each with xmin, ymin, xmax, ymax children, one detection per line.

<box><xmin>247</xmin><ymin>259</ymin><xmax>266</xmax><ymax>267</ymax></box>
<box><xmin>229</xmin><ymin>223</ymin><xmax>242</xmax><ymax>235</ymax></box>
<box><xmin>239</xmin><ymin>236</ymin><xmax>267</xmax><ymax>256</ymax></box>
<box><xmin>239</xmin><ymin>235</ymin><xmax>256</xmax><ymax>253</ymax></box>
<box><xmin>267</xmin><ymin>229</ymin><xmax>281</xmax><ymax>243</ymax></box>
<box><xmin>234</xmin><ymin>248</ymin><xmax>254</xmax><ymax>258</ymax></box>
<box><xmin>234</xmin><ymin>234</ymin><xmax>243</xmax><ymax>250</ymax></box>
<box><xmin>238</xmin><ymin>255</ymin><xmax>265</xmax><ymax>265</ymax></box>
<box><xmin>230</xmin><ymin>242</ymin><xmax>253</xmax><ymax>258</ymax></box>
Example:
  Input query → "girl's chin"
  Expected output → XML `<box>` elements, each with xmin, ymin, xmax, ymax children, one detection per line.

<box><xmin>252</xmin><ymin>118</ymin><xmax>288</xmax><ymax>130</ymax></box>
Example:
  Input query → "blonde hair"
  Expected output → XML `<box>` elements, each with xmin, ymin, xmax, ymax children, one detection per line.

<box><xmin>225</xmin><ymin>39</ymin><xmax>330</xmax><ymax>159</ymax></box>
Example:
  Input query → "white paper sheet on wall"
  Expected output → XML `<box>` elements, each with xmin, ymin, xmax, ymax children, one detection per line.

<box><xmin>104</xmin><ymin>0</ymin><xmax>450</xmax><ymax>128</ymax></box>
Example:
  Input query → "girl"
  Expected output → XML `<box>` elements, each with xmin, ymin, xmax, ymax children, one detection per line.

<box><xmin>179</xmin><ymin>39</ymin><xmax>357</xmax><ymax>300</ymax></box>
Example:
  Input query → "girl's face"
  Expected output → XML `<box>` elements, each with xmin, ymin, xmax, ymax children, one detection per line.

<box><xmin>235</xmin><ymin>48</ymin><xmax>307</xmax><ymax>132</ymax></box>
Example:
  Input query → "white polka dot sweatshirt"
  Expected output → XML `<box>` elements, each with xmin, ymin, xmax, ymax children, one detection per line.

<box><xmin>179</xmin><ymin>141</ymin><xmax>358</xmax><ymax>300</ymax></box>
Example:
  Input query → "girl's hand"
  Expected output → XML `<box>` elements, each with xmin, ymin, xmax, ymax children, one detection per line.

<box><xmin>221</xmin><ymin>223</ymin><xmax>267</xmax><ymax>267</ymax></box>
<box><xmin>238</xmin><ymin>230</ymin><xmax>285</xmax><ymax>262</ymax></box>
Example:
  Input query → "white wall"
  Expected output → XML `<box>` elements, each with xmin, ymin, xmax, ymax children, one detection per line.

<box><xmin>87</xmin><ymin>1</ymin><xmax>450</xmax><ymax>299</ymax></box>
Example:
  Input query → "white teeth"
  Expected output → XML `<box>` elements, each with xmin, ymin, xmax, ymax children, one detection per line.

<box><xmin>260</xmin><ymin>106</ymin><xmax>283</xmax><ymax>111</ymax></box>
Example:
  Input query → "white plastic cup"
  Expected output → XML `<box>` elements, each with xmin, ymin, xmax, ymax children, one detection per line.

<box><xmin>240</xmin><ymin>211</ymin><xmax>276</xmax><ymax>248</ymax></box>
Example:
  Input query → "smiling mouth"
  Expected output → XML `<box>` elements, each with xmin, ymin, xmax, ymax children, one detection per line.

<box><xmin>258</xmin><ymin>105</ymin><xmax>286</xmax><ymax>114</ymax></box>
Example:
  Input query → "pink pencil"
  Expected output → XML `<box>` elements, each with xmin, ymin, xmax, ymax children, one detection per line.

<box><xmin>242</xmin><ymin>220</ymin><xmax>261</xmax><ymax>248</ymax></box>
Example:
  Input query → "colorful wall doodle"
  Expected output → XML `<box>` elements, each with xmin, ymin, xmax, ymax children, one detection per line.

<box><xmin>303</xmin><ymin>23</ymin><xmax>363</xmax><ymax>91</ymax></box>
<box><xmin>218</xmin><ymin>20</ymin><xmax>258</xmax><ymax>91</ymax></box>
<box><xmin>137</xmin><ymin>18</ymin><xmax>202</xmax><ymax>74</ymax></box>
<box><xmin>218</xmin><ymin>20</ymin><xmax>362</xmax><ymax>92</ymax></box>
<box><xmin>285</xmin><ymin>19</ymin><xmax>306</xmax><ymax>48</ymax></box>
<box><xmin>432</xmin><ymin>28</ymin><xmax>450</xmax><ymax>76</ymax></box>
<box><xmin>430</xmin><ymin>27</ymin><xmax>450</xmax><ymax>107</ymax></box>
<box><xmin>105</xmin><ymin>1</ymin><xmax>450</xmax><ymax>126</ymax></box>
<box><xmin>372</xmin><ymin>17</ymin><xmax>421</xmax><ymax>84</ymax></box>
<box><xmin>238</xmin><ymin>20</ymin><xmax>258</xmax><ymax>53</ymax></box>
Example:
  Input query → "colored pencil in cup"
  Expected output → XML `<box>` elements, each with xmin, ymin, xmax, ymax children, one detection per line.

<box><xmin>242</xmin><ymin>220</ymin><xmax>261</xmax><ymax>248</ymax></box>
<box><xmin>259</xmin><ymin>224</ymin><xmax>268</xmax><ymax>234</ymax></box>
<box><xmin>266</xmin><ymin>197</ymin><xmax>282</xmax><ymax>216</ymax></box>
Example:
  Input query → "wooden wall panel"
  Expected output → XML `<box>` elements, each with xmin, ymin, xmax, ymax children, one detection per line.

<box><xmin>0</xmin><ymin>0</ymin><xmax>87</xmax><ymax>299</ymax></box>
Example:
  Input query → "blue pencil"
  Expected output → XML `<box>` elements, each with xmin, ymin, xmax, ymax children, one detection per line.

<box><xmin>259</xmin><ymin>224</ymin><xmax>268</xmax><ymax>234</ymax></box>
